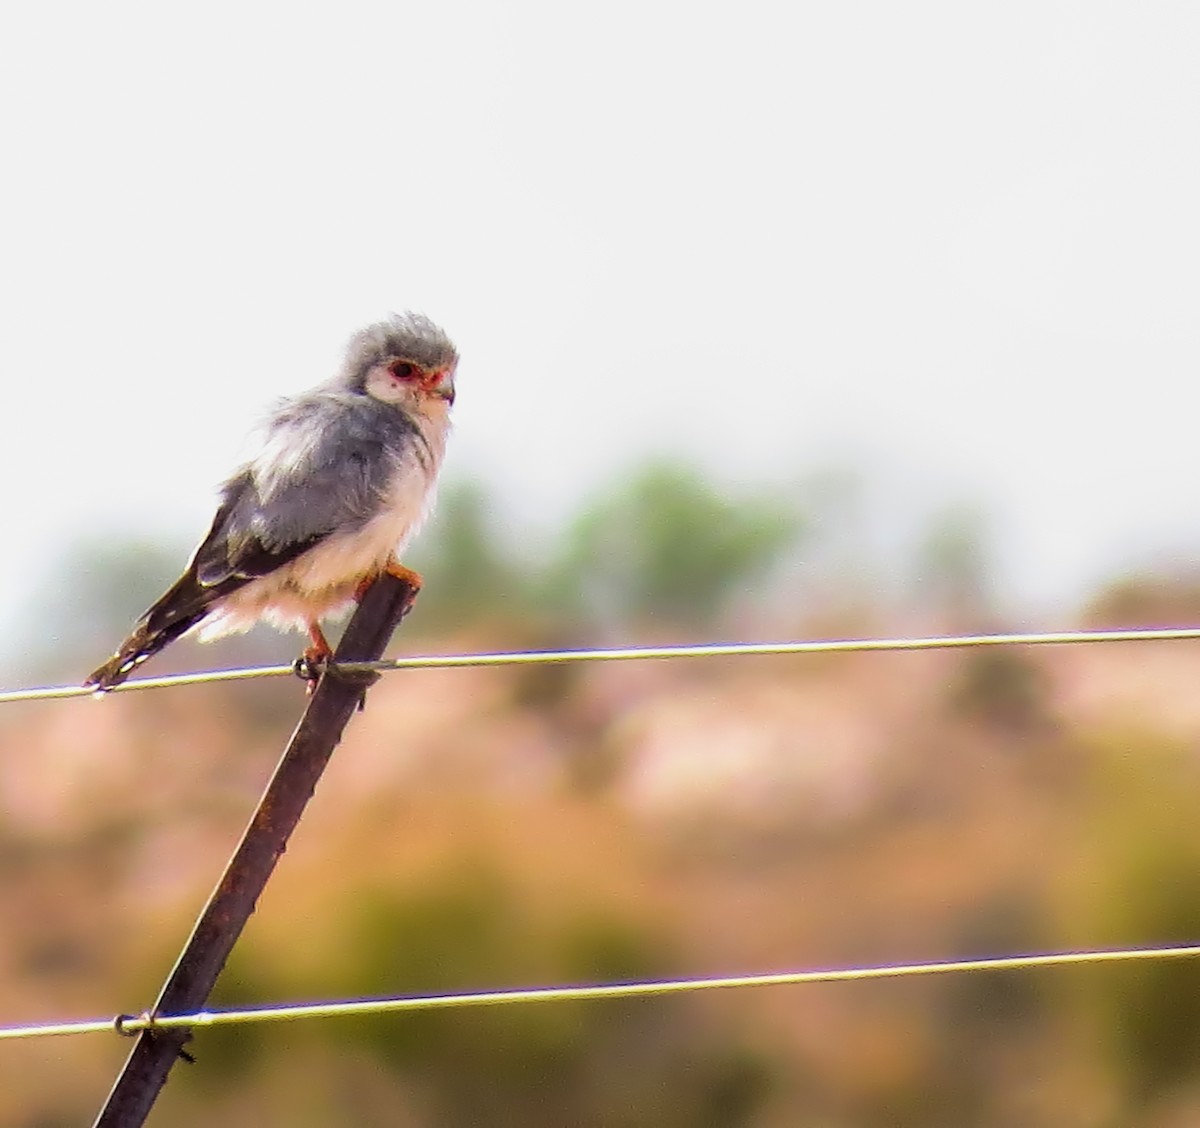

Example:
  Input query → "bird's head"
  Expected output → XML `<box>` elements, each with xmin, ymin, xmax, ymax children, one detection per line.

<box><xmin>341</xmin><ymin>312</ymin><xmax>458</xmax><ymax>411</ymax></box>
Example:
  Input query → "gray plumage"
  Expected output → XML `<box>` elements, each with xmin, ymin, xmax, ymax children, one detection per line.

<box><xmin>86</xmin><ymin>313</ymin><xmax>458</xmax><ymax>691</ymax></box>
<box><xmin>201</xmin><ymin>395</ymin><xmax>424</xmax><ymax>576</ymax></box>
<box><xmin>340</xmin><ymin>314</ymin><xmax>458</xmax><ymax>388</ymax></box>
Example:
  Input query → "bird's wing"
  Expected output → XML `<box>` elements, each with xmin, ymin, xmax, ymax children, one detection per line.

<box><xmin>193</xmin><ymin>392</ymin><xmax>413</xmax><ymax>587</ymax></box>
<box><xmin>187</xmin><ymin>471</ymin><xmax>329</xmax><ymax>591</ymax></box>
<box><xmin>131</xmin><ymin>394</ymin><xmax>407</xmax><ymax>635</ymax></box>
<box><xmin>84</xmin><ymin>395</ymin><xmax>409</xmax><ymax>690</ymax></box>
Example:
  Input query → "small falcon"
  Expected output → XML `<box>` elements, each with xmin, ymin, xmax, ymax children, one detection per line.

<box><xmin>85</xmin><ymin>312</ymin><xmax>458</xmax><ymax>692</ymax></box>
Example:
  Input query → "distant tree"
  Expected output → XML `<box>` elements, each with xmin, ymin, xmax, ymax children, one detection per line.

<box><xmin>911</xmin><ymin>504</ymin><xmax>994</xmax><ymax>626</ymax></box>
<box><xmin>407</xmin><ymin>481</ymin><xmax>531</xmax><ymax>628</ymax></box>
<box><xmin>544</xmin><ymin>462</ymin><xmax>802</xmax><ymax>630</ymax></box>
<box><xmin>206</xmin><ymin>863</ymin><xmax>775</xmax><ymax>1128</ymax></box>
<box><xmin>1082</xmin><ymin>569</ymin><xmax>1200</xmax><ymax>629</ymax></box>
<box><xmin>949</xmin><ymin>649</ymin><xmax>1053</xmax><ymax>735</ymax></box>
<box><xmin>1056</xmin><ymin>732</ymin><xmax>1200</xmax><ymax>1110</ymax></box>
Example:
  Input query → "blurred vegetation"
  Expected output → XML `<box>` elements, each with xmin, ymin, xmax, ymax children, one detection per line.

<box><xmin>407</xmin><ymin>482</ymin><xmax>533</xmax><ymax>628</ymax></box>
<box><xmin>1082</xmin><ymin>567</ymin><xmax>1200</xmax><ymax>629</ymax></box>
<box><xmin>411</xmin><ymin>462</ymin><xmax>804</xmax><ymax>638</ymax></box>
<box><xmin>180</xmin><ymin>862</ymin><xmax>772</xmax><ymax>1128</ymax></box>
<box><xmin>5</xmin><ymin>461</ymin><xmax>1200</xmax><ymax>1125</ymax></box>
<box><xmin>911</xmin><ymin>503</ymin><xmax>995</xmax><ymax>627</ymax></box>
<box><xmin>541</xmin><ymin>461</ymin><xmax>802</xmax><ymax>632</ymax></box>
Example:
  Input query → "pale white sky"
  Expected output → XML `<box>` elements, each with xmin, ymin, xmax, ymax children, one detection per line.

<box><xmin>2</xmin><ymin>2</ymin><xmax>1199</xmax><ymax>646</ymax></box>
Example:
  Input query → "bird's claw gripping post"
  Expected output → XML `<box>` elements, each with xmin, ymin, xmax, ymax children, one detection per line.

<box><xmin>292</xmin><ymin>576</ymin><xmax>416</xmax><ymax>708</ymax></box>
<box><xmin>356</xmin><ymin>559</ymin><xmax>422</xmax><ymax>612</ymax></box>
<box><xmin>293</xmin><ymin>624</ymin><xmax>335</xmax><ymax>695</ymax></box>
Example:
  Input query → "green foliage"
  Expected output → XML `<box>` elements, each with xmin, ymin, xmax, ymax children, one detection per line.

<box><xmin>179</xmin><ymin>862</ymin><xmax>774</xmax><ymax>1128</ymax></box>
<box><xmin>949</xmin><ymin>650</ymin><xmax>1053</xmax><ymax>734</ymax></box>
<box><xmin>408</xmin><ymin>481</ymin><xmax>532</xmax><ymax>627</ymax></box>
<box><xmin>911</xmin><ymin>504</ymin><xmax>994</xmax><ymax>623</ymax></box>
<box><xmin>544</xmin><ymin>462</ymin><xmax>802</xmax><ymax>629</ymax></box>
<box><xmin>1058</xmin><ymin>732</ymin><xmax>1200</xmax><ymax>1110</ymax></box>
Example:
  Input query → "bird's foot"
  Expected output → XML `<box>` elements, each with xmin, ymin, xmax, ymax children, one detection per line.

<box><xmin>294</xmin><ymin>624</ymin><xmax>334</xmax><ymax>694</ymax></box>
<box><xmin>292</xmin><ymin>647</ymin><xmax>329</xmax><ymax>694</ymax></box>
<box><xmin>384</xmin><ymin>559</ymin><xmax>423</xmax><ymax>591</ymax></box>
<box><xmin>354</xmin><ymin>559</ymin><xmax>422</xmax><ymax>612</ymax></box>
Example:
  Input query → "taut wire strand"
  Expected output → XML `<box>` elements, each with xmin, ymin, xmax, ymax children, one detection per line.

<box><xmin>3</xmin><ymin>944</ymin><xmax>1200</xmax><ymax>1043</ymax></box>
<box><xmin>3</xmin><ymin>626</ymin><xmax>1200</xmax><ymax>706</ymax></box>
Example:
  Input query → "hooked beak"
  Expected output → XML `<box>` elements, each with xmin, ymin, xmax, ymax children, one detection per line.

<box><xmin>430</xmin><ymin>365</ymin><xmax>456</xmax><ymax>405</ymax></box>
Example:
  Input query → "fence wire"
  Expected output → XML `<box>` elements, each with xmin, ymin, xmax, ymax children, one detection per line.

<box><xmin>4</xmin><ymin>625</ymin><xmax>1200</xmax><ymax>705</ymax></box>
<box><xmin>4</xmin><ymin>944</ymin><xmax>1200</xmax><ymax>1043</ymax></box>
<box><xmin>3</xmin><ymin>623</ymin><xmax>1200</xmax><ymax>1062</ymax></box>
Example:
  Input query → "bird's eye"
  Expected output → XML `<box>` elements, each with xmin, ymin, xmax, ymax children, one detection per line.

<box><xmin>390</xmin><ymin>361</ymin><xmax>418</xmax><ymax>380</ymax></box>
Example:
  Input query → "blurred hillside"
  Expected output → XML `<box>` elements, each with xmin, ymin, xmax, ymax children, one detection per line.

<box><xmin>4</xmin><ymin>464</ymin><xmax>1200</xmax><ymax>1126</ymax></box>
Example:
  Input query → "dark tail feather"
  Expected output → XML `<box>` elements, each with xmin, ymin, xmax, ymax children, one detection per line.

<box><xmin>84</xmin><ymin>614</ymin><xmax>208</xmax><ymax>691</ymax></box>
<box><xmin>84</xmin><ymin>572</ymin><xmax>219</xmax><ymax>692</ymax></box>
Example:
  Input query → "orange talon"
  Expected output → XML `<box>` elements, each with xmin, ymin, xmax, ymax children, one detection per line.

<box><xmin>383</xmin><ymin>558</ymin><xmax>423</xmax><ymax>592</ymax></box>
<box><xmin>355</xmin><ymin>558</ymin><xmax>423</xmax><ymax>606</ymax></box>
<box><xmin>386</xmin><ymin>558</ymin><xmax>422</xmax><ymax>614</ymax></box>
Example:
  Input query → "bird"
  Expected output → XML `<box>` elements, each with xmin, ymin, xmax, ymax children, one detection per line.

<box><xmin>85</xmin><ymin>312</ymin><xmax>458</xmax><ymax>692</ymax></box>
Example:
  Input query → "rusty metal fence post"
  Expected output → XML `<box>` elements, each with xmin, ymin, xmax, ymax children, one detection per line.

<box><xmin>93</xmin><ymin>574</ymin><xmax>414</xmax><ymax>1127</ymax></box>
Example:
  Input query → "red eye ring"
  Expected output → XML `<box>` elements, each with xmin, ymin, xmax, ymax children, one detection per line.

<box><xmin>390</xmin><ymin>361</ymin><xmax>418</xmax><ymax>380</ymax></box>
